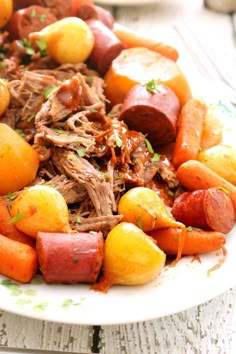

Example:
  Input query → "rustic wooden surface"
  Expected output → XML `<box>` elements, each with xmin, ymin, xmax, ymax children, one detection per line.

<box><xmin>1</xmin><ymin>1</ymin><xmax>236</xmax><ymax>353</ymax></box>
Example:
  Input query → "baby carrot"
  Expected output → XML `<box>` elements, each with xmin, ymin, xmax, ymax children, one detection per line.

<box><xmin>113</xmin><ymin>23</ymin><xmax>179</xmax><ymax>61</ymax></box>
<box><xmin>0</xmin><ymin>197</ymin><xmax>35</xmax><ymax>247</ymax></box>
<box><xmin>172</xmin><ymin>98</ymin><xmax>207</xmax><ymax>168</ymax></box>
<box><xmin>0</xmin><ymin>233</ymin><xmax>38</xmax><ymax>283</ymax></box>
<box><xmin>148</xmin><ymin>227</ymin><xmax>226</xmax><ymax>255</ymax></box>
<box><xmin>176</xmin><ymin>160</ymin><xmax>236</xmax><ymax>214</ymax></box>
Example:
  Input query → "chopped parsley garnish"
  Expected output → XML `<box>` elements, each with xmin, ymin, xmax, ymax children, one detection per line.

<box><xmin>9</xmin><ymin>213</ymin><xmax>25</xmax><ymax>224</ymax></box>
<box><xmin>15</xmin><ymin>129</ymin><xmax>25</xmax><ymax>137</ymax></box>
<box><xmin>39</xmin><ymin>14</ymin><xmax>46</xmax><ymax>22</ymax></box>
<box><xmin>27</xmin><ymin>113</ymin><xmax>35</xmax><ymax>122</ymax></box>
<box><xmin>35</xmin><ymin>38</ymin><xmax>47</xmax><ymax>56</ymax></box>
<box><xmin>136</xmin><ymin>216</ymin><xmax>143</xmax><ymax>229</ymax></box>
<box><xmin>86</xmin><ymin>76</ymin><xmax>93</xmax><ymax>84</ymax></box>
<box><xmin>30</xmin><ymin>8</ymin><xmax>36</xmax><ymax>17</ymax></box>
<box><xmin>114</xmin><ymin>135</ymin><xmax>122</xmax><ymax>148</ymax></box>
<box><xmin>145</xmin><ymin>138</ymin><xmax>154</xmax><ymax>154</ymax></box>
<box><xmin>90</xmin><ymin>108</ymin><xmax>98</xmax><ymax>113</ymax></box>
<box><xmin>21</xmin><ymin>38</ymin><xmax>35</xmax><ymax>56</ymax></box>
<box><xmin>76</xmin><ymin>216</ymin><xmax>81</xmax><ymax>223</ymax></box>
<box><xmin>151</xmin><ymin>152</ymin><xmax>160</xmax><ymax>162</ymax></box>
<box><xmin>43</xmin><ymin>86</ymin><xmax>56</xmax><ymax>99</ymax></box>
<box><xmin>76</xmin><ymin>148</ymin><xmax>86</xmax><ymax>157</ymax></box>
<box><xmin>146</xmin><ymin>79</ymin><xmax>159</xmax><ymax>94</ymax></box>
<box><xmin>53</xmin><ymin>129</ymin><xmax>69</xmax><ymax>136</ymax></box>
<box><xmin>7</xmin><ymin>192</ymin><xmax>17</xmax><ymax>201</ymax></box>
<box><xmin>168</xmin><ymin>190</ymin><xmax>174</xmax><ymax>197</ymax></box>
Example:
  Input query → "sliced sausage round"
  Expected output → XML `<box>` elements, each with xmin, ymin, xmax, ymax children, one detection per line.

<box><xmin>14</xmin><ymin>0</ymin><xmax>72</xmax><ymax>19</ymax></box>
<box><xmin>36</xmin><ymin>231</ymin><xmax>104</xmax><ymax>284</ymax></box>
<box><xmin>72</xmin><ymin>2</ymin><xmax>114</xmax><ymax>29</ymax></box>
<box><xmin>119</xmin><ymin>83</ymin><xmax>180</xmax><ymax>147</ymax></box>
<box><xmin>172</xmin><ymin>187</ymin><xmax>235</xmax><ymax>233</ymax></box>
<box><xmin>86</xmin><ymin>19</ymin><xmax>125</xmax><ymax>75</ymax></box>
<box><xmin>7</xmin><ymin>6</ymin><xmax>57</xmax><ymax>40</ymax></box>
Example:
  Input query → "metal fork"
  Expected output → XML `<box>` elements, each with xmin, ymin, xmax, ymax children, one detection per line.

<box><xmin>173</xmin><ymin>22</ymin><xmax>236</xmax><ymax>107</ymax></box>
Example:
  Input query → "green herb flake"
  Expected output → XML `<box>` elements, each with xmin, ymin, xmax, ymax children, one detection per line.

<box><xmin>27</xmin><ymin>113</ymin><xmax>35</xmax><ymax>122</ymax></box>
<box><xmin>76</xmin><ymin>216</ymin><xmax>81</xmax><ymax>223</ymax></box>
<box><xmin>15</xmin><ymin>128</ymin><xmax>25</xmax><ymax>137</ymax></box>
<box><xmin>136</xmin><ymin>216</ymin><xmax>143</xmax><ymax>229</ymax></box>
<box><xmin>86</xmin><ymin>76</ymin><xmax>93</xmax><ymax>84</ymax></box>
<box><xmin>90</xmin><ymin>108</ymin><xmax>98</xmax><ymax>113</ymax></box>
<box><xmin>9</xmin><ymin>213</ymin><xmax>25</xmax><ymax>224</ymax></box>
<box><xmin>36</xmin><ymin>38</ymin><xmax>47</xmax><ymax>51</ymax></box>
<box><xmin>145</xmin><ymin>138</ymin><xmax>154</xmax><ymax>154</ymax></box>
<box><xmin>168</xmin><ymin>190</ymin><xmax>174</xmax><ymax>197</ymax></box>
<box><xmin>218</xmin><ymin>186</ymin><xmax>229</xmax><ymax>194</ymax></box>
<box><xmin>114</xmin><ymin>135</ymin><xmax>122</xmax><ymax>148</ymax></box>
<box><xmin>30</xmin><ymin>8</ymin><xmax>36</xmax><ymax>17</ymax></box>
<box><xmin>0</xmin><ymin>61</ymin><xmax>3</xmax><ymax>69</ymax></box>
<box><xmin>7</xmin><ymin>192</ymin><xmax>17</xmax><ymax>201</ymax></box>
<box><xmin>39</xmin><ymin>14</ymin><xmax>46</xmax><ymax>22</ymax></box>
<box><xmin>43</xmin><ymin>86</ymin><xmax>56</xmax><ymax>99</ymax></box>
<box><xmin>76</xmin><ymin>148</ymin><xmax>86</xmax><ymax>157</ymax></box>
<box><xmin>151</xmin><ymin>153</ymin><xmax>160</xmax><ymax>162</ymax></box>
<box><xmin>186</xmin><ymin>226</ymin><xmax>193</xmax><ymax>232</ymax></box>
<box><xmin>134</xmin><ymin>158</ymin><xmax>139</xmax><ymax>164</ymax></box>
<box><xmin>146</xmin><ymin>79</ymin><xmax>159</xmax><ymax>94</ymax></box>
<box><xmin>25</xmin><ymin>47</ymin><xmax>35</xmax><ymax>56</ymax></box>
<box><xmin>53</xmin><ymin>129</ymin><xmax>69</xmax><ymax>135</ymax></box>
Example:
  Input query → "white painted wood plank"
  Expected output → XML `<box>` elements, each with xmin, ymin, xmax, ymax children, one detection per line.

<box><xmin>99</xmin><ymin>286</ymin><xmax>236</xmax><ymax>354</ymax></box>
<box><xmin>0</xmin><ymin>311</ymin><xmax>93</xmax><ymax>353</ymax></box>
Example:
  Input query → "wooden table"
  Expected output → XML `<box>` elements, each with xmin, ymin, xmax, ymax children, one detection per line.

<box><xmin>0</xmin><ymin>1</ymin><xmax>236</xmax><ymax>353</ymax></box>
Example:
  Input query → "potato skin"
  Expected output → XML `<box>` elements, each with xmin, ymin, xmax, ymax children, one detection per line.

<box><xmin>11</xmin><ymin>185</ymin><xmax>70</xmax><ymax>238</ymax></box>
<box><xmin>0</xmin><ymin>123</ymin><xmax>39</xmax><ymax>195</ymax></box>
<box><xmin>102</xmin><ymin>222</ymin><xmax>166</xmax><ymax>286</ymax></box>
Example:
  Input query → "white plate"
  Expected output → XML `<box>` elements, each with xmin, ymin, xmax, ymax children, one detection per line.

<box><xmin>0</xmin><ymin>100</ymin><xmax>235</xmax><ymax>326</ymax></box>
<box><xmin>95</xmin><ymin>0</ymin><xmax>160</xmax><ymax>6</ymax></box>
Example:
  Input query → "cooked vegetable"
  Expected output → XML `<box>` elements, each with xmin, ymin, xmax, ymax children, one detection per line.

<box><xmin>0</xmin><ymin>233</ymin><xmax>38</xmax><ymax>283</ymax></box>
<box><xmin>86</xmin><ymin>18</ymin><xmax>124</xmax><ymax>75</ymax></box>
<box><xmin>37</xmin><ymin>231</ymin><xmax>104</xmax><ymax>284</ymax></box>
<box><xmin>148</xmin><ymin>228</ymin><xmax>226</xmax><ymax>256</ymax></box>
<box><xmin>113</xmin><ymin>22</ymin><xmax>179</xmax><ymax>61</ymax></box>
<box><xmin>119</xmin><ymin>83</ymin><xmax>180</xmax><ymax>147</ymax></box>
<box><xmin>0</xmin><ymin>197</ymin><xmax>35</xmax><ymax>247</ymax></box>
<box><xmin>0</xmin><ymin>79</ymin><xmax>10</xmax><ymax>117</ymax></box>
<box><xmin>29</xmin><ymin>17</ymin><xmax>94</xmax><ymax>64</ymax></box>
<box><xmin>96</xmin><ymin>222</ymin><xmax>166</xmax><ymax>290</ymax></box>
<box><xmin>11</xmin><ymin>185</ymin><xmax>71</xmax><ymax>238</ymax></box>
<box><xmin>0</xmin><ymin>123</ymin><xmax>39</xmax><ymax>195</ymax></box>
<box><xmin>104</xmin><ymin>47</ymin><xmax>192</xmax><ymax>107</ymax></box>
<box><xmin>172</xmin><ymin>188</ymin><xmax>235</xmax><ymax>233</ymax></box>
<box><xmin>0</xmin><ymin>0</ymin><xmax>13</xmax><ymax>28</ymax></box>
<box><xmin>200</xmin><ymin>106</ymin><xmax>223</xmax><ymax>149</ymax></box>
<box><xmin>176</xmin><ymin>160</ymin><xmax>236</xmax><ymax>214</ymax></box>
<box><xmin>172</xmin><ymin>98</ymin><xmax>206</xmax><ymax>168</ymax></box>
<box><xmin>198</xmin><ymin>144</ymin><xmax>236</xmax><ymax>185</ymax></box>
<box><xmin>118</xmin><ymin>186</ymin><xmax>183</xmax><ymax>231</ymax></box>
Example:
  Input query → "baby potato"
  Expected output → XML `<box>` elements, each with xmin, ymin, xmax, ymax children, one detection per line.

<box><xmin>0</xmin><ymin>79</ymin><xmax>10</xmax><ymax>117</ymax></box>
<box><xmin>11</xmin><ymin>185</ymin><xmax>71</xmax><ymax>238</ymax></box>
<box><xmin>198</xmin><ymin>144</ymin><xmax>236</xmax><ymax>185</ymax></box>
<box><xmin>103</xmin><ymin>222</ymin><xmax>166</xmax><ymax>286</ymax></box>
<box><xmin>29</xmin><ymin>17</ymin><xmax>94</xmax><ymax>64</ymax></box>
<box><xmin>118</xmin><ymin>186</ymin><xmax>182</xmax><ymax>231</ymax></box>
<box><xmin>0</xmin><ymin>123</ymin><xmax>39</xmax><ymax>195</ymax></box>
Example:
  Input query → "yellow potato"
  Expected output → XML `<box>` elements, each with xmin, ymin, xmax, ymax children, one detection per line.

<box><xmin>0</xmin><ymin>79</ymin><xmax>10</xmax><ymax>117</ymax></box>
<box><xmin>0</xmin><ymin>0</ymin><xmax>13</xmax><ymax>28</ymax></box>
<box><xmin>118</xmin><ymin>186</ymin><xmax>182</xmax><ymax>231</ymax></box>
<box><xmin>103</xmin><ymin>222</ymin><xmax>166</xmax><ymax>286</ymax></box>
<box><xmin>198</xmin><ymin>144</ymin><xmax>236</xmax><ymax>185</ymax></box>
<box><xmin>11</xmin><ymin>185</ymin><xmax>71</xmax><ymax>238</ymax></box>
<box><xmin>29</xmin><ymin>17</ymin><xmax>94</xmax><ymax>64</ymax></box>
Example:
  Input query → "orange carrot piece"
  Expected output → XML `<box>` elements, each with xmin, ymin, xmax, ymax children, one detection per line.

<box><xmin>148</xmin><ymin>227</ymin><xmax>226</xmax><ymax>255</ymax></box>
<box><xmin>113</xmin><ymin>23</ymin><xmax>179</xmax><ymax>61</ymax></box>
<box><xmin>176</xmin><ymin>160</ymin><xmax>236</xmax><ymax>214</ymax></box>
<box><xmin>0</xmin><ymin>233</ymin><xmax>38</xmax><ymax>283</ymax></box>
<box><xmin>172</xmin><ymin>98</ymin><xmax>207</xmax><ymax>168</ymax></box>
<box><xmin>0</xmin><ymin>197</ymin><xmax>35</xmax><ymax>247</ymax></box>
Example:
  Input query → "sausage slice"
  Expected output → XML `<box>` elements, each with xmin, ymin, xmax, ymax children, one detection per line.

<box><xmin>36</xmin><ymin>231</ymin><xmax>104</xmax><ymax>284</ymax></box>
<box><xmin>172</xmin><ymin>187</ymin><xmax>235</xmax><ymax>233</ymax></box>
<box><xmin>119</xmin><ymin>83</ymin><xmax>180</xmax><ymax>147</ymax></box>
